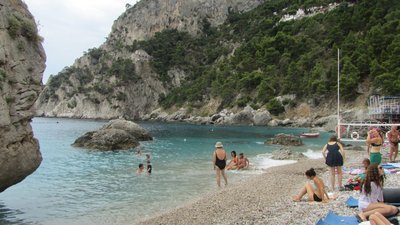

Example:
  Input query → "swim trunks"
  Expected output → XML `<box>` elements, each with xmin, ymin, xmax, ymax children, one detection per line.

<box><xmin>313</xmin><ymin>193</ymin><xmax>322</xmax><ymax>202</ymax></box>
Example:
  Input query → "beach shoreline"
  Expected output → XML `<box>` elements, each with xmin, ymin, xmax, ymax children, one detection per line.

<box><xmin>134</xmin><ymin>148</ymin><xmax>386</xmax><ymax>225</ymax></box>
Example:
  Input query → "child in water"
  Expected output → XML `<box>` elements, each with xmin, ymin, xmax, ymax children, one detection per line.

<box><xmin>146</xmin><ymin>154</ymin><xmax>152</xmax><ymax>174</ymax></box>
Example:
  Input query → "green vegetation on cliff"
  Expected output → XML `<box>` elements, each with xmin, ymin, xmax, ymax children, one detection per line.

<box><xmin>136</xmin><ymin>0</ymin><xmax>400</xmax><ymax>109</ymax></box>
<box><xmin>46</xmin><ymin>0</ymin><xmax>400</xmax><ymax>113</ymax></box>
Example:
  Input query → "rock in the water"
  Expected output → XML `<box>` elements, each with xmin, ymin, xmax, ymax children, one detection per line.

<box><xmin>265</xmin><ymin>133</ymin><xmax>303</xmax><ymax>146</ymax></box>
<box><xmin>0</xmin><ymin>1</ymin><xmax>46</xmax><ymax>192</ymax></box>
<box><xmin>271</xmin><ymin>147</ymin><xmax>305</xmax><ymax>160</ymax></box>
<box><xmin>72</xmin><ymin>119</ymin><xmax>152</xmax><ymax>150</ymax></box>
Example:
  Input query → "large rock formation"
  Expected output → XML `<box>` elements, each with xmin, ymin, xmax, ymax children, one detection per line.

<box><xmin>34</xmin><ymin>0</ymin><xmax>264</xmax><ymax>120</ymax></box>
<box><xmin>0</xmin><ymin>1</ymin><xmax>45</xmax><ymax>192</ymax></box>
<box><xmin>72</xmin><ymin>119</ymin><xmax>152</xmax><ymax>150</ymax></box>
<box><xmin>265</xmin><ymin>133</ymin><xmax>303</xmax><ymax>146</ymax></box>
<box><xmin>108</xmin><ymin>0</ymin><xmax>263</xmax><ymax>44</ymax></box>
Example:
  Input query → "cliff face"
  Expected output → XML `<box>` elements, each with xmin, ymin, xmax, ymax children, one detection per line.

<box><xmin>0</xmin><ymin>0</ymin><xmax>45</xmax><ymax>192</ymax></box>
<box><xmin>108</xmin><ymin>0</ymin><xmax>263</xmax><ymax>43</ymax></box>
<box><xmin>34</xmin><ymin>0</ymin><xmax>263</xmax><ymax>120</ymax></box>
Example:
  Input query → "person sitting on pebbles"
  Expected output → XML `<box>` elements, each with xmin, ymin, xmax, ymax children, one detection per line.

<box><xmin>237</xmin><ymin>153</ymin><xmax>250</xmax><ymax>170</ymax></box>
<box><xmin>292</xmin><ymin>168</ymin><xmax>330</xmax><ymax>203</ymax></box>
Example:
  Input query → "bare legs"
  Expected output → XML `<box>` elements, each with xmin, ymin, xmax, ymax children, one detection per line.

<box><xmin>369</xmin><ymin>212</ymin><xmax>392</xmax><ymax>225</ymax></box>
<box><xmin>292</xmin><ymin>182</ymin><xmax>315</xmax><ymax>202</ymax></box>
<box><xmin>329</xmin><ymin>166</ymin><xmax>343</xmax><ymax>191</ymax></box>
<box><xmin>215</xmin><ymin>168</ymin><xmax>228</xmax><ymax>187</ymax></box>
<box><xmin>389</xmin><ymin>143</ymin><xmax>398</xmax><ymax>162</ymax></box>
<box><xmin>358</xmin><ymin>203</ymin><xmax>398</xmax><ymax>221</ymax></box>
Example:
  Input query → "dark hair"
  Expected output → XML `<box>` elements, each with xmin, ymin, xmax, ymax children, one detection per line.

<box><xmin>362</xmin><ymin>165</ymin><xmax>383</xmax><ymax>195</ymax></box>
<box><xmin>239</xmin><ymin>153</ymin><xmax>244</xmax><ymax>156</ymax></box>
<box><xmin>231</xmin><ymin>151</ymin><xmax>237</xmax><ymax>157</ymax></box>
<box><xmin>138</xmin><ymin>163</ymin><xmax>144</xmax><ymax>168</ymax></box>
<box><xmin>362</xmin><ymin>158</ymin><xmax>370</xmax><ymax>166</ymax></box>
<box><xmin>305</xmin><ymin>168</ymin><xmax>316</xmax><ymax>177</ymax></box>
<box><xmin>329</xmin><ymin>135</ymin><xmax>338</xmax><ymax>142</ymax></box>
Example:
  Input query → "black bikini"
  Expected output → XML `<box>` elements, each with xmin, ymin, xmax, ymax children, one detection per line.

<box><xmin>215</xmin><ymin>152</ymin><xmax>226</xmax><ymax>170</ymax></box>
<box><xmin>371</xmin><ymin>143</ymin><xmax>382</xmax><ymax>147</ymax></box>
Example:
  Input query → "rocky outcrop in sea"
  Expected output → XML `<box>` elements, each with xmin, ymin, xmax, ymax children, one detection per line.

<box><xmin>72</xmin><ymin>119</ymin><xmax>152</xmax><ymax>150</ymax></box>
<box><xmin>0</xmin><ymin>0</ymin><xmax>46</xmax><ymax>192</ymax></box>
<box><xmin>265</xmin><ymin>133</ymin><xmax>303</xmax><ymax>146</ymax></box>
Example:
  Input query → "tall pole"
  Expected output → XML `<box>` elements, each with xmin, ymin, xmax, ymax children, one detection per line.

<box><xmin>337</xmin><ymin>49</ymin><xmax>341</xmax><ymax>138</ymax></box>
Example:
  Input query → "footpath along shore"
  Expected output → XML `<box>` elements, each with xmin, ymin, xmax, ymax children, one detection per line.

<box><xmin>134</xmin><ymin>149</ymin><xmax>400</xmax><ymax>225</ymax></box>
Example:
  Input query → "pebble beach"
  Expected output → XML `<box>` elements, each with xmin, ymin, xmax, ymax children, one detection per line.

<box><xmin>135</xmin><ymin>147</ymin><xmax>400</xmax><ymax>225</ymax></box>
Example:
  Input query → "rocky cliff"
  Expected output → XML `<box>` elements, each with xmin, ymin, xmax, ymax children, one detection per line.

<box><xmin>34</xmin><ymin>0</ymin><xmax>264</xmax><ymax>120</ymax></box>
<box><xmin>0</xmin><ymin>1</ymin><xmax>45</xmax><ymax>192</ymax></box>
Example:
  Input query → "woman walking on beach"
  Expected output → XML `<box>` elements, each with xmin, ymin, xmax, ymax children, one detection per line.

<box><xmin>292</xmin><ymin>168</ymin><xmax>329</xmax><ymax>202</ymax></box>
<box><xmin>212</xmin><ymin>142</ymin><xmax>228</xmax><ymax>187</ymax></box>
<box><xmin>366</xmin><ymin>128</ymin><xmax>384</xmax><ymax>165</ymax></box>
<box><xmin>322</xmin><ymin>135</ymin><xmax>345</xmax><ymax>191</ymax></box>
<box><xmin>357</xmin><ymin>165</ymin><xmax>398</xmax><ymax>222</ymax></box>
<box><xmin>387</xmin><ymin>126</ymin><xmax>399</xmax><ymax>163</ymax></box>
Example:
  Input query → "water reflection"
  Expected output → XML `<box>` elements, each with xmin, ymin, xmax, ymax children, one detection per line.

<box><xmin>0</xmin><ymin>202</ymin><xmax>29</xmax><ymax>225</ymax></box>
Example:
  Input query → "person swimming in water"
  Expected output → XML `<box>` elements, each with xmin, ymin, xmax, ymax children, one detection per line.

<box><xmin>212</xmin><ymin>142</ymin><xmax>228</xmax><ymax>187</ymax></box>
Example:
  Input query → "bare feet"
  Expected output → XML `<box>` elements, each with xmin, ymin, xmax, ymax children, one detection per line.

<box><xmin>292</xmin><ymin>195</ymin><xmax>301</xmax><ymax>202</ymax></box>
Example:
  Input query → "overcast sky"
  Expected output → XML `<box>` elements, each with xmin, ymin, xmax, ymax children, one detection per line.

<box><xmin>24</xmin><ymin>0</ymin><xmax>139</xmax><ymax>83</ymax></box>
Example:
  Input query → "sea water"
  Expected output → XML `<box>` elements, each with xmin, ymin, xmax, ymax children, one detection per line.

<box><xmin>0</xmin><ymin>118</ymin><xmax>330</xmax><ymax>225</ymax></box>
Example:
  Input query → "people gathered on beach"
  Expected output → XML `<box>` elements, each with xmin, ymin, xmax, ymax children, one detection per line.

<box><xmin>226</xmin><ymin>151</ymin><xmax>238</xmax><ymax>170</ymax></box>
<box><xmin>212</xmin><ymin>141</ymin><xmax>228</xmax><ymax>187</ymax></box>
<box><xmin>366</xmin><ymin>128</ymin><xmax>384</xmax><ymax>165</ymax></box>
<box><xmin>292</xmin><ymin>168</ymin><xmax>329</xmax><ymax>202</ymax></box>
<box><xmin>357</xmin><ymin>165</ymin><xmax>398</xmax><ymax>222</ymax></box>
<box><xmin>237</xmin><ymin>153</ymin><xmax>250</xmax><ymax>170</ymax></box>
<box><xmin>387</xmin><ymin>126</ymin><xmax>399</xmax><ymax>163</ymax></box>
<box><xmin>322</xmin><ymin>135</ymin><xmax>345</xmax><ymax>191</ymax></box>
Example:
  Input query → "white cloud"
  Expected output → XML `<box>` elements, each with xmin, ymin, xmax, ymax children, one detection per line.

<box><xmin>23</xmin><ymin>0</ymin><xmax>138</xmax><ymax>83</ymax></box>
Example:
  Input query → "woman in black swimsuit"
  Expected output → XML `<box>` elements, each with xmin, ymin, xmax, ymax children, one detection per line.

<box><xmin>213</xmin><ymin>142</ymin><xmax>228</xmax><ymax>187</ymax></box>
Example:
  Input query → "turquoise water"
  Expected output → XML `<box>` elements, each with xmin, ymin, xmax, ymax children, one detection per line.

<box><xmin>0</xmin><ymin>118</ymin><xmax>330</xmax><ymax>225</ymax></box>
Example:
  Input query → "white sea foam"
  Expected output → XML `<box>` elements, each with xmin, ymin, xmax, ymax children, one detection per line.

<box><xmin>302</xmin><ymin>149</ymin><xmax>323</xmax><ymax>159</ymax></box>
<box><xmin>252</xmin><ymin>153</ymin><xmax>296</xmax><ymax>170</ymax></box>
<box><xmin>255</xmin><ymin>141</ymin><xmax>264</xmax><ymax>145</ymax></box>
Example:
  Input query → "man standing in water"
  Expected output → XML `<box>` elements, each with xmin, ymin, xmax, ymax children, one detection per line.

<box><xmin>212</xmin><ymin>142</ymin><xmax>228</xmax><ymax>187</ymax></box>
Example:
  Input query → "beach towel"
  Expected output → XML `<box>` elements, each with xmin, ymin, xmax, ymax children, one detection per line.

<box><xmin>315</xmin><ymin>211</ymin><xmax>358</xmax><ymax>225</ymax></box>
<box><xmin>345</xmin><ymin>196</ymin><xmax>358</xmax><ymax>208</ymax></box>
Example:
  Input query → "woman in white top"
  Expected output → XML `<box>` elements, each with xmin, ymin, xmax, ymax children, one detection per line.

<box><xmin>357</xmin><ymin>165</ymin><xmax>398</xmax><ymax>222</ymax></box>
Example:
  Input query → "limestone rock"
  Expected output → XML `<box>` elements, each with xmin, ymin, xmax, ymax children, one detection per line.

<box><xmin>72</xmin><ymin>119</ymin><xmax>152</xmax><ymax>150</ymax></box>
<box><xmin>0</xmin><ymin>0</ymin><xmax>46</xmax><ymax>192</ymax></box>
<box><xmin>34</xmin><ymin>0</ymin><xmax>263</xmax><ymax>120</ymax></box>
<box><xmin>253</xmin><ymin>111</ymin><xmax>272</xmax><ymax>126</ymax></box>
<box><xmin>265</xmin><ymin>133</ymin><xmax>303</xmax><ymax>146</ymax></box>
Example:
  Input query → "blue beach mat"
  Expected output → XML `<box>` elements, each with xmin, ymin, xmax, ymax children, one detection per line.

<box><xmin>345</xmin><ymin>196</ymin><xmax>358</xmax><ymax>208</ymax></box>
<box><xmin>345</xmin><ymin>194</ymin><xmax>400</xmax><ymax>207</ymax></box>
<box><xmin>315</xmin><ymin>211</ymin><xmax>358</xmax><ymax>225</ymax></box>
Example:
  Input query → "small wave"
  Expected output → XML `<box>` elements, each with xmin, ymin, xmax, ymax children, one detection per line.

<box><xmin>251</xmin><ymin>153</ymin><xmax>296</xmax><ymax>170</ymax></box>
<box><xmin>302</xmin><ymin>149</ymin><xmax>323</xmax><ymax>159</ymax></box>
<box><xmin>255</xmin><ymin>142</ymin><xmax>264</xmax><ymax>145</ymax></box>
